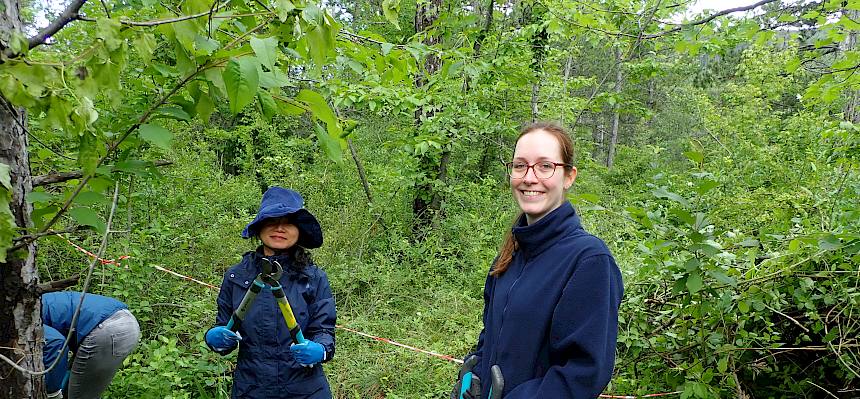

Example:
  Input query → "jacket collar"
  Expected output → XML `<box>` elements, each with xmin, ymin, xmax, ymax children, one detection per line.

<box><xmin>512</xmin><ymin>201</ymin><xmax>581</xmax><ymax>258</ymax></box>
<box><xmin>231</xmin><ymin>248</ymin><xmax>309</xmax><ymax>286</ymax></box>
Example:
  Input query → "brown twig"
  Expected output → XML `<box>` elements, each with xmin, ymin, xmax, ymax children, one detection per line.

<box><xmin>33</xmin><ymin>160</ymin><xmax>173</xmax><ymax>186</ymax></box>
<box><xmin>36</xmin><ymin>274</ymin><xmax>81</xmax><ymax>294</ymax></box>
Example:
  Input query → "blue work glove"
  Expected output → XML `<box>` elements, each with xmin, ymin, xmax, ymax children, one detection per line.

<box><xmin>289</xmin><ymin>340</ymin><xmax>325</xmax><ymax>366</ymax></box>
<box><xmin>205</xmin><ymin>326</ymin><xmax>242</xmax><ymax>352</ymax></box>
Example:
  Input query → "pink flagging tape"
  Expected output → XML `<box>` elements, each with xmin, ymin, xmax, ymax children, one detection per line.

<box><xmin>65</xmin><ymin>238</ymin><xmax>130</xmax><ymax>267</ymax></box>
<box><xmin>335</xmin><ymin>324</ymin><xmax>464</xmax><ymax>364</ymax></box>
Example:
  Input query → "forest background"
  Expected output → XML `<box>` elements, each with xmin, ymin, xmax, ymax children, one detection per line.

<box><xmin>1</xmin><ymin>0</ymin><xmax>858</xmax><ymax>397</ymax></box>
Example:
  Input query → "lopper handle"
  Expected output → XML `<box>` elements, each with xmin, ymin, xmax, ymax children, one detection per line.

<box><xmin>488</xmin><ymin>365</ymin><xmax>504</xmax><ymax>399</ymax></box>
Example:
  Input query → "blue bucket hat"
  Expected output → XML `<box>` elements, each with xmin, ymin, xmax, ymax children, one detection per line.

<box><xmin>241</xmin><ymin>187</ymin><xmax>323</xmax><ymax>249</ymax></box>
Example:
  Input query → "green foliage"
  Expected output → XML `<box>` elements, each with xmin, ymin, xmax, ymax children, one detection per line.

<box><xmin>0</xmin><ymin>162</ymin><xmax>14</xmax><ymax>262</ymax></box>
<box><xmin>4</xmin><ymin>0</ymin><xmax>860</xmax><ymax>397</ymax></box>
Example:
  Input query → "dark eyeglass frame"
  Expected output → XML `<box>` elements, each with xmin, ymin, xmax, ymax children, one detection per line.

<box><xmin>504</xmin><ymin>161</ymin><xmax>570</xmax><ymax>180</ymax></box>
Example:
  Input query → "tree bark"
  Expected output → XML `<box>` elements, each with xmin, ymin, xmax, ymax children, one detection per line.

<box><xmin>606</xmin><ymin>47</ymin><xmax>622</xmax><ymax>169</ymax></box>
<box><xmin>347</xmin><ymin>138</ymin><xmax>373</xmax><ymax>203</ymax></box>
<box><xmin>1</xmin><ymin>1</ymin><xmax>44</xmax><ymax>397</ymax></box>
<box><xmin>843</xmin><ymin>10</ymin><xmax>860</xmax><ymax>123</ymax></box>
<box><xmin>412</xmin><ymin>0</ymin><xmax>443</xmax><ymax>235</ymax></box>
<box><xmin>592</xmin><ymin>119</ymin><xmax>603</xmax><ymax>162</ymax></box>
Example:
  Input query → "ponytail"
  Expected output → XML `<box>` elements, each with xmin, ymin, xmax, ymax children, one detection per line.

<box><xmin>490</xmin><ymin>213</ymin><xmax>522</xmax><ymax>277</ymax></box>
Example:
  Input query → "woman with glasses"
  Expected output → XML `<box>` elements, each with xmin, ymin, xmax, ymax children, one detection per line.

<box><xmin>204</xmin><ymin>187</ymin><xmax>336</xmax><ymax>398</ymax></box>
<box><xmin>453</xmin><ymin>122</ymin><xmax>623</xmax><ymax>399</ymax></box>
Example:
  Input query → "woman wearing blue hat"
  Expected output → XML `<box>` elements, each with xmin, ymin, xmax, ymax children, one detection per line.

<box><xmin>205</xmin><ymin>187</ymin><xmax>336</xmax><ymax>398</ymax></box>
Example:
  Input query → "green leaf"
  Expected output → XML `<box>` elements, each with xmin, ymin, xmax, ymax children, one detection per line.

<box><xmin>257</xmin><ymin>91</ymin><xmax>278</xmax><ymax>122</ymax></box>
<box><xmin>139</xmin><ymin>123</ymin><xmax>173</xmax><ymax>150</ymax></box>
<box><xmin>135</xmin><ymin>33</ymin><xmax>157</xmax><ymax>64</ymax></box>
<box><xmin>653</xmin><ymin>187</ymin><xmax>690</xmax><ymax>207</ymax></box>
<box><xmin>259</xmin><ymin>69</ymin><xmax>292</xmax><ymax>89</ymax></box>
<box><xmin>717</xmin><ymin>357</ymin><xmax>728</xmax><ymax>373</ymax></box>
<box><xmin>683</xmin><ymin>150</ymin><xmax>704</xmax><ymax>164</ymax></box>
<box><xmin>277</xmin><ymin>99</ymin><xmax>306</xmax><ymax>116</ymax></box>
<box><xmin>223</xmin><ymin>57</ymin><xmax>260</xmax><ymax>114</ymax></box>
<box><xmin>695</xmin><ymin>179</ymin><xmax>718</xmax><ymax>195</ymax></box>
<box><xmin>709</xmin><ymin>270</ymin><xmax>736</xmax><ymax>286</ymax></box>
<box><xmin>96</xmin><ymin>18</ymin><xmax>123</xmax><ymax>51</ymax></box>
<box><xmin>297</xmin><ymin>89</ymin><xmax>341</xmax><ymax>135</ymax></box>
<box><xmin>381</xmin><ymin>0</ymin><xmax>401</xmax><ymax>29</ymax></box>
<box><xmin>0</xmin><ymin>162</ymin><xmax>10</xmax><ymax>191</ymax></box>
<box><xmin>69</xmin><ymin>207</ymin><xmax>106</xmax><ymax>233</ymax></box>
<box><xmin>9</xmin><ymin>30</ymin><xmax>29</xmax><ymax>56</ymax></box>
<box><xmin>26</xmin><ymin>191</ymin><xmax>54</xmax><ymax>203</ymax></box>
<box><xmin>78</xmin><ymin>132</ymin><xmax>99</xmax><ymax>177</ymax></box>
<box><xmin>739</xmin><ymin>238</ymin><xmax>760</xmax><ymax>247</ymax></box>
<box><xmin>818</xmin><ymin>234</ymin><xmax>842</xmax><ymax>250</ymax></box>
<box><xmin>250</xmin><ymin>36</ymin><xmax>279</xmax><ymax>70</ymax></box>
<box><xmin>686</xmin><ymin>271</ymin><xmax>703</xmax><ymax>294</ymax></box>
<box><xmin>0</xmin><ymin>162</ymin><xmax>14</xmax><ymax>262</ymax></box>
<box><xmin>314</xmin><ymin>122</ymin><xmax>343</xmax><ymax>163</ymax></box>
<box><xmin>381</xmin><ymin>42</ymin><xmax>394</xmax><ymax>56</ymax></box>
<box><xmin>276</xmin><ymin>0</ymin><xmax>295</xmax><ymax>22</ymax></box>
<box><xmin>0</xmin><ymin>181</ymin><xmax>13</xmax><ymax>263</ymax></box>
<box><xmin>74</xmin><ymin>191</ymin><xmax>109</xmax><ymax>206</ymax></box>
<box><xmin>196</xmin><ymin>90</ymin><xmax>215</xmax><ymax>123</ymax></box>
<box><xmin>154</xmin><ymin>106</ymin><xmax>191</xmax><ymax>121</ymax></box>
<box><xmin>114</xmin><ymin>160</ymin><xmax>155</xmax><ymax>177</ymax></box>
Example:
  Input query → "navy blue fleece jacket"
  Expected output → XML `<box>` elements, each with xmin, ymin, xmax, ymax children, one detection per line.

<box><xmin>471</xmin><ymin>202</ymin><xmax>623</xmax><ymax>398</ymax></box>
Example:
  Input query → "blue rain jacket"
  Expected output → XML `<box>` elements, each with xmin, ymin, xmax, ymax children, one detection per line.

<box><xmin>470</xmin><ymin>202</ymin><xmax>623</xmax><ymax>399</ymax></box>
<box><xmin>213</xmin><ymin>250</ymin><xmax>336</xmax><ymax>398</ymax></box>
<box><xmin>41</xmin><ymin>291</ymin><xmax>128</xmax><ymax>352</ymax></box>
<box><xmin>42</xmin><ymin>325</ymin><xmax>67</xmax><ymax>393</ymax></box>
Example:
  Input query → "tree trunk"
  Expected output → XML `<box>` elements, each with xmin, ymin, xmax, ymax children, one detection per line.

<box><xmin>843</xmin><ymin>10</ymin><xmax>860</xmax><ymax>123</ymax></box>
<box><xmin>412</xmin><ymin>0</ymin><xmax>443</xmax><ymax>235</ymax></box>
<box><xmin>531</xmin><ymin>82</ymin><xmax>540</xmax><ymax>121</ymax></box>
<box><xmin>559</xmin><ymin>51</ymin><xmax>573</xmax><ymax>125</ymax></box>
<box><xmin>591</xmin><ymin>119</ymin><xmax>603</xmax><ymax>162</ymax></box>
<box><xmin>606</xmin><ymin>47</ymin><xmax>622</xmax><ymax>169</ymax></box>
<box><xmin>1</xmin><ymin>2</ymin><xmax>44</xmax><ymax>397</ymax></box>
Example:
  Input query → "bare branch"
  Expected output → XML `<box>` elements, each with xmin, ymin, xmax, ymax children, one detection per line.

<box><xmin>643</xmin><ymin>0</ymin><xmax>780</xmax><ymax>39</ymax></box>
<box><xmin>36</xmin><ymin>274</ymin><xmax>81</xmax><ymax>295</ymax></box>
<box><xmin>7</xmin><ymin>0</ymin><xmax>88</xmax><ymax>58</ymax></box>
<box><xmin>12</xmin><ymin>227</ymin><xmax>82</xmax><ymax>243</ymax></box>
<box><xmin>78</xmin><ymin>2</ymin><xmax>232</xmax><ymax>27</ymax></box>
<box><xmin>32</xmin><ymin>160</ymin><xmax>173</xmax><ymax>186</ymax></box>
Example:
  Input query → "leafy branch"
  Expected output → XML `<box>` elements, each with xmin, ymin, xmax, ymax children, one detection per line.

<box><xmin>1</xmin><ymin>0</ymin><xmax>88</xmax><ymax>60</ymax></box>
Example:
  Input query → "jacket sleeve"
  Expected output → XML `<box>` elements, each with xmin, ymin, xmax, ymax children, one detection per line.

<box><xmin>305</xmin><ymin>269</ymin><xmax>336</xmax><ymax>362</ymax></box>
<box><xmin>42</xmin><ymin>325</ymin><xmax>68</xmax><ymax>393</ymax></box>
<box><xmin>465</xmin><ymin>272</ymin><xmax>494</xmax><ymax>378</ymax></box>
<box><xmin>505</xmin><ymin>254</ymin><xmax>623</xmax><ymax>399</ymax></box>
<box><xmin>208</xmin><ymin>271</ymin><xmax>237</xmax><ymax>355</ymax></box>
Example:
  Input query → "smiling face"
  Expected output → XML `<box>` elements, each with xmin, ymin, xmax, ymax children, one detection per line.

<box><xmin>511</xmin><ymin>129</ymin><xmax>577</xmax><ymax>225</ymax></box>
<box><xmin>258</xmin><ymin>216</ymin><xmax>300</xmax><ymax>255</ymax></box>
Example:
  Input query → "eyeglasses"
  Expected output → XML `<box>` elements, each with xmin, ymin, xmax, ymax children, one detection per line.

<box><xmin>505</xmin><ymin>161</ymin><xmax>569</xmax><ymax>179</ymax></box>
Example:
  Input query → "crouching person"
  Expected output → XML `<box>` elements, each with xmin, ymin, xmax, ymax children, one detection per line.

<box><xmin>41</xmin><ymin>291</ymin><xmax>141</xmax><ymax>398</ymax></box>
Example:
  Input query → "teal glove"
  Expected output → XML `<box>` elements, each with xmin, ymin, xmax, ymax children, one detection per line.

<box><xmin>205</xmin><ymin>326</ymin><xmax>241</xmax><ymax>352</ymax></box>
<box><xmin>290</xmin><ymin>340</ymin><xmax>325</xmax><ymax>366</ymax></box>
<box><xmin>451</xmin><ymin>355</ymin><xmax>481</xmax><ymax>399</ymax></box>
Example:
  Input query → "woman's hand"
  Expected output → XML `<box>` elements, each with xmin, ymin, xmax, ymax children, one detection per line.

<box><xmin>205</xmin><ymin>326</ymin><xmax>242</xmax><ymax>352</ymax></box>
<box><xmin>290</xmin><ymin>340</ymin><xmax>325</xmax><ymax>366</ymax></box>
